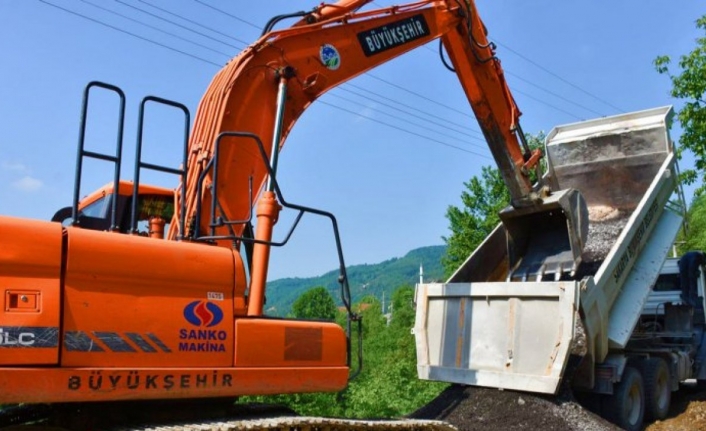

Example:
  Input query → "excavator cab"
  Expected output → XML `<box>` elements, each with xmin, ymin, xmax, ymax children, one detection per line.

<box><xmin>51</xmin><ymin>181</ymin><xmax>174</xmax><ymax>238</ymax></box>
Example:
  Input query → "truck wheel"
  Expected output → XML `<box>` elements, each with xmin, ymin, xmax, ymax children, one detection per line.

<box><xmin>638</xmin><ymin>358</ymin><xmax>671</xmax><ymax>420</ymax></box>
<box><xmin>603</xmin><ymin>366</ymin><xmax>644</xmax><ymax>431</ymax></box>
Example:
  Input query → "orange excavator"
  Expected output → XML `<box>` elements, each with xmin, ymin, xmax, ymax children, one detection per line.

<box><xmin>0</xmin><ymin>0</ymin><xmax>586</xmax><ymax>420</ymax></box>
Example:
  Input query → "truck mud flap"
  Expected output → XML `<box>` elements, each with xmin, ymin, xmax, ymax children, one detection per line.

<box><xmin>414</xmin><ymin>281</ymin><xmax>579</xmax><ymax>394</ymax></box>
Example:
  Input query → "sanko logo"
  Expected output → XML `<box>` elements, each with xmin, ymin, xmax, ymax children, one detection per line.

<box><xmin>183</xmin><ymin>301</ymin><xmax>223</xmax><ymax>328</ymax></box>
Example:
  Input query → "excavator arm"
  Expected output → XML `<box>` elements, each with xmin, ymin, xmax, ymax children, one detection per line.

<box><xmin>171</xmin><ymin>0</ymin><xmax>582</xmax><ymax>309</ymax></box>
<box><xmin>173</xmin><ymin>0</ymin><xmax>536</xmax><ymax>242</ymax></box>
<box><xmin>172</xmin><ymin>1</ymin><xmax>531</xmax><ymax>240</ymax></box>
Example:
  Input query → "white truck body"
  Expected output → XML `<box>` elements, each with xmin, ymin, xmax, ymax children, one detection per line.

<box><xmin>414</xmin><ymin>106</ymin><xmax>690</xmax><ymax>396</ymax></box>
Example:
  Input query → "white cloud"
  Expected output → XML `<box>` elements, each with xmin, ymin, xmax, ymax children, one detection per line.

<box><xmin>2</xmin><ymin>161</ymin><xmax>28</xmax><ymax>173</ymax></box>
<box><xmin>355</xmin><ymin>103</ymin><xmax>377</xmax><ymax>123</ymax></box>
<box><xmin>3</xmin><ymin>161</ymin><xmax>42</xmax><ymax>192</ymax></box>
<box><xmin>12</xmin><ymin>176</ymin><xmax>43</xmax><ymax>192</ymax></box>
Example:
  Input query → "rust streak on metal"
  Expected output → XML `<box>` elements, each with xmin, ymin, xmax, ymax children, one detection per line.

<box><xmin>505</xmin><ymin>298</ymin><xmax>517</xmax><ymax>369</ymax></box>
<box><xmin>455</xmin><ymin>298</ymin><xmax>467</xmax><ymax>368</ymax></box>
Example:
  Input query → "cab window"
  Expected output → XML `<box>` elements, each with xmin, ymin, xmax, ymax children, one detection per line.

<box><xmin>132</xmin><ymin>194</ymin><xmax>174</xmax><ymax>236</ymax></box>
<box><xmin>653</xmin><ymin>273</ymin><xmax>680</xmax><ymax>292</ymax></box>
<box><xmin>80</xmin><ymin>196</ymin><xmax>110</xmax><ymax>218</ymax></box>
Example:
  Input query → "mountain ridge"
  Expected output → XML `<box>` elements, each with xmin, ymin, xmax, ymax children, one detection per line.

<box><xmin>265</xmin><ymin>245</ymin><xmax>446</xmax><ymax>316</ymax></box>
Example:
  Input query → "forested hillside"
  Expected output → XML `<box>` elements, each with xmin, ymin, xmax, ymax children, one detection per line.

<box><xmin>265</xmin><ymin>245</ymin><xmax>446</xmax><ymax>316</ymax></box>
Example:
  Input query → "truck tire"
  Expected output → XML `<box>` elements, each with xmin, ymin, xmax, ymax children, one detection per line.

<box><xmin>638</xmin><ymin>358</ymin><xmax>671</xmax><ymax>420</ymax></box>
<box><xmin>602</xmin><ymin>366</ymin><xmax>644</xmax><ymax>431</ymax></box>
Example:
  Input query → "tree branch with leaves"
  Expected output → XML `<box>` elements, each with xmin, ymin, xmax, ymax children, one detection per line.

<box><xmin>655</xmin><ymin>15</ymin><xmax>706</xmax><ymax>195</ymax></box>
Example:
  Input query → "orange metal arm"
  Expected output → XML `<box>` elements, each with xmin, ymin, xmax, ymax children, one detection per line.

<box><xmin>172</xmin><ymin>0</ymin><xmax>533</xmax><ymax>240</ymax></box>
<box><xmin>440</xmin><ymin>1</ymin><xmax>539</xmax><ymax>202</ymax></box>
<box><xmin>169</xmin><ymin>0</ymin><xmax>538</xmax><ymax>315</ymax></box>
<box><xmin>294</xmin><ymin>0</ymin><xmax>373</xmax><ymax>25</ymax></box>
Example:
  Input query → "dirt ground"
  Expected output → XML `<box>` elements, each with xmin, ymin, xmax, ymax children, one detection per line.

<box><xmin>410</xmin><ymin>385</ymin><xmax>618</xmax><ymax>431</ymax></box>
<box><xmin>411</xmin><ymin>382</ymin><xmax>706</xmax><ymax>431</ymax></box>
<box><xmin>645</xmin><ymin>381</ymin><xmax>706</xmax><ymax>431</ymax></box>
<box><xmin>5</xmin><ymin>383</ymin><xmax>706</xmax><ymax>430</ymax></box>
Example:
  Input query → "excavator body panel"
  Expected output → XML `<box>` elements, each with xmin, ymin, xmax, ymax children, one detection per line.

<box><xmin>0</xmin><ymin>365</ymin><xmax>349</xmax><ymax>404</ymax></box>
<box><xmin>0</xmin><ymin>217</ymin><xmax>348</xmax><ymax>404</ymax></box>
<box><xmin>61</xmin><ymin>227</ymin><xmax>238</xmax><ymax>368</ymax></box>
<box><xmin>0</xmin><ymin>216</ymin><xmax>62</xmax><ymax>366</ymax></box>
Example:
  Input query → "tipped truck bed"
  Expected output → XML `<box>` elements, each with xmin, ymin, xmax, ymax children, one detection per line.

<box><xmin>414</xmin><ymin>106</ymin><xmax>684</xmax><ymax>394</ymax></box>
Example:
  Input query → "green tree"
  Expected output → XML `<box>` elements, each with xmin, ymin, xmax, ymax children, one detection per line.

<box><xmin>442</xmin><ymin>166</ymin><xmax>509</xmax><ymax>276</ymax></box>
<box><xmin>442</xmin><ymin>132</ymin><xmax>544</xmax><ymax>276</ymax></box>
<box><xmin>390</xmin><ymin>286</ymin><xmax>415</xmax><ymax>330</ymax></box>
<box><xmin>291</xmin><ymin>286</ymin><xmax>337</xmax><ymax>320</ymax></box>
<box><xmin>655</xmin><ymin>15</ymin><xmax>706</xmax><ymax>195</ymax></box>
<box><xmin>343</xmin><ymin>287</ymin><xmax>447</xmax><ymax>417</ymax></box>
<box><xmin>679</xmin><ymin>194</ymin><xmax>706</xmax><ymax>252</ymax></box>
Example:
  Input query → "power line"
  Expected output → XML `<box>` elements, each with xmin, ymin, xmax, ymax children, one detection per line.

<box><xmin>184</xmin><ymin>1</ymin><xmax>489</xmax><ymax>122</ymax></box>
<box><xmin>77</xmin><ymin>0</ymin><xmax>232</xmax><ymax>58</ymax></box>
<box><xmin>136</xmin><ymin>0</ymin><xmax>248</xmax><ymax>46</ymax></box>
<box><xmin>84</xmin><ymin>0</ymin><xmax>490</xmax><ymax>145</ymax></box>
<box><xmin>362</xmin><ymin>45</ymin><xmax>599</xmax><ymax>124</ymax></box>
<box><xmin>422</xmin><ymin>43</ymin><xmax>603</xmax><ymax>120</ymax></box>
<box><xmin>511</xmin><ymin>87</ymin><xmax>583</xmax><ymax>120</ymax></box>
<box><xmin>372</xmin><ymin>0</ymin><xmax>619</xmax><ymax>117</ymax></box>
<box><xmin>37</xmin><ymin>0</ymin><xmax>222</xmax><ymax>67</ymax></box>
<box><xmin>493</xmin><ymin>40</ymin><xmax>625</xmax><ymax>113</ymax></box>
<box><xmin>504</xmin><ymin>70</ymin><xmax>606</xmax><ymax>117</ymax></box>
<box><xmin>367</xmin><ymin>61</ymin><xmax>585</xmax><ymax>123</ymax></box>
<box><xmin>327</xmin><ymin>92</ymin><xmax>489</xmax><ymax>149</ymax></box>
<box><xmin>114</xmin><ymin>0</ymin><xmax>245</xmax><ymax>50</ymax></box>
<box><xmin>192</xmin><ymin>0</ymin><xmax>261</xmax><ymax>31</ymax></box>
<box><xmin>42</xmin><ymin>1</ymin><xmax>585</xmax><ymax>155</ymax></box>
<box><xmin>366</xmin><ymin>72</ymin><xmax>473</xmax><ymax>118</ymax></box>
<box><xmin>343</xmin><ymin>82</ymin><xmax>484</xmax><ymax>137</ymax></box>
<box><xmin>338</xmin><ymin>85</ymin><xmax>485</xmax><ymax>141</ymax></box>
<box><xmin>318</xmin><ymin>100</ymin><xmax>491</xmax><ymax>158</ymax></box>
<box><xmin>39</xmin><ymin>1</ymin><xmax>484</xmax><ymax>156</ymax></box>
<box><xmin>180</xmin><ymin>0</ymin><xmax>597</xmax><ymax>125</ymax></box>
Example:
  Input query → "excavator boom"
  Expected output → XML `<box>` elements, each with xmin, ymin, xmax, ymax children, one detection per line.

<box><xmin>173</xmin><ymin>0</ymin><xmax>587</xmax><ymax>307</ymax></box>
<box><xmin>175</xmin><ymin>0</ymin><xmax>534</xmax><ymax>240</ymax></box>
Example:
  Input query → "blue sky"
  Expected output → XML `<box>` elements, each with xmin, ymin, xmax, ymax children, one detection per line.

<box><xmin>1</xmin><ymin>1</ymin><xmax>703</xmax><ymax>279</ymax></box>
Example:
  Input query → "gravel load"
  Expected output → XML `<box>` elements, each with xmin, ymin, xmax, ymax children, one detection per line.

<box><xmin>582</xmin><ymin>208</ymin><xmax>630</xmax><ymax>265</ymax></box>
<box><xmin>409</xmin><ymin>384</ymin><xmax>619</xmax><ymax>431</ymax></box>
<box><xmin>573</xmin><ymin>206</ymin><xmax>631</xmax><ymax>278</ymax></box>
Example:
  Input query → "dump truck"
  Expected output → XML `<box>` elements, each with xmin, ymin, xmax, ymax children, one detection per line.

<box><xmin>413</xmin><ymin>106</ymin><xmax>706</xmax><ymax>430</ymax></box>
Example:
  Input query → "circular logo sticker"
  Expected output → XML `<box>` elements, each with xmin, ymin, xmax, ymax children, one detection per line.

<box><xmin>320</xmin><ymin>44</ymin><xmax>341</xmax><ymax>70</ymax></box>
<box><xmin>183</xmin><ymin>300</ymin><xmax>223</xmax><ymax>327</ymax></box>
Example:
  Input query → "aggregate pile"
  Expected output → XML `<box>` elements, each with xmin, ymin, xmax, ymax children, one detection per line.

<box><xmin>582</xmin><ymin>206</ymin><xmax>630</xmax><ymax>264</ymax></box>
<box><xmin>410</xmin><ymin>385</ymin><xmax>619</xmax><ymax>431</ymax></box>
<box><xmin>575</xmin><ymin>206</ymin><xmax>630</xmax><ymax>278</ymax></box>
